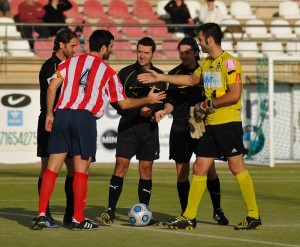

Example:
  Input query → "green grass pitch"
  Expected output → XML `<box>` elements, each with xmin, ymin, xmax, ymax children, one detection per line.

<box><xmin>0</xmin><ymin>163</ymin><xmax>299</xmax><ymax>247</ymax></box>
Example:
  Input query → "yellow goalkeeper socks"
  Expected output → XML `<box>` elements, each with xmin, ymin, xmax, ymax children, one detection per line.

<box><xmin>183</xmin><ymin>175</ymin><xmax>207</xmax><ymax>220</ymax></box>
<box><xmin>236</xmin><ymin>170</ymin><xmax>259</xmax><ymax>219</ymax></box>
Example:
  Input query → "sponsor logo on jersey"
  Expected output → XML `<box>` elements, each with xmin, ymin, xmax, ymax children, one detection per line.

<box><xmin>1</xmin><ymin>94</ymin><xmax>31</xmax><ymax>108</ymax></box>
<box><xmin>225</xmin><ymin>59</ymin><xmax>236</xmax><ymax>70</ymax></box>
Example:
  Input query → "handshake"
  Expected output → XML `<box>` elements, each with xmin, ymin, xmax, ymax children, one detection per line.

<box><xmin>188</xmin><ymin>100</ymin><xmax>215</xmax><ymax>139</ymax></box>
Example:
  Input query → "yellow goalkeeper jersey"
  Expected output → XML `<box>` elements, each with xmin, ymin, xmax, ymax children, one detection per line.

<box><xmin>194</xmin><ymin>51</ymin><xmax>242</xmax><ymax>125</ymax></box>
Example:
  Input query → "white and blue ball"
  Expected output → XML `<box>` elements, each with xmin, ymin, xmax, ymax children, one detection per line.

<box><xmin>128</xmin><ymin>203</ymin><xmax>152</xmax><ymax>226</ymax></box>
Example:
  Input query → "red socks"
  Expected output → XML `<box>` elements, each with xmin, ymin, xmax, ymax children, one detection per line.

<box><xmin>73</xmin><ymin>172</ymin><xmax>88</xmax><ymax>222</ymax></box>
<box><xmin>38</xmin><ymin>168</ymin><xmax>58</xmax><ymax>216</ymax></box>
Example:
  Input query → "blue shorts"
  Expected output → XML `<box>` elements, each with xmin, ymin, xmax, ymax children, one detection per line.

<box><xmin>48</xmin><ymin>109</ymin><xmax>97</xmax><ymax>162</ymax></box>
<box><xmin>195</xmin><ymin>122</ymin><xmax>245</xmax><ymax>160</ymax></box>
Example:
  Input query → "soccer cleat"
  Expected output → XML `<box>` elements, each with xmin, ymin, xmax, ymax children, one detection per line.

<box><xmin>32</xmin><ymin>215</ymin><xmax>46</xmax><ymax>230</ymax></box>
<box><xmin>213</xmin><ymin>208</ymin><xmax>229</xmax><ymax>225</ymax></box>
<box><xmin>234</xmin><ymin>216</ymin><xmax>262</xmax><ymax>230</ymax></box>
<box><xmin>63</xmin><ymin>215</ymin><xmax>73</xmax><ymax>227</ymax></box>
<box><xmin>71</xmin><ymin>219</ymin><xmax>98</xmax><ymax>230</ymax></box>
<box><xmin>44</xmin><ymin>215</ymin><xmax>59</xmax><ymax>228</ymax></box>
<box><xmin>148</xmin><ymin>217</ymin><xmax>160</xmax><ymax>226</ymax></box>
<box><xmin>162</xmin><ymin>215</ymin><xmax>196</xmax><ymax>230</ymax></box>
<box><xmin>100</xmin><ymin>208</ymin><xmax>115</xmax><ymax>224</ymax></box>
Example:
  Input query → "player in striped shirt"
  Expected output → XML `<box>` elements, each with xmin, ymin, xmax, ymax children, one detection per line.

<box><xmin>32</xmin><ymin>30</ymin><xmax>166</xmax><ymax>231</ymax></box>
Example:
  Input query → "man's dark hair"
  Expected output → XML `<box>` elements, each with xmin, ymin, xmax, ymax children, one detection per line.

<box><xmin>89</xmin><ymin>29</ymin><xmax>114</xmax><ymax>52</ymax></box>
<box><xmin>137</xmin><ymin>36</ymin><xmax>156</xmax><ymax>52</ymax></box>
<box><xmin>53</xmin><ymin>28</ymin><xmax>77</xmax><ymax>52</ymax></box>
<box><xmin>197</xmin><ymin>23</ymin><xmax>223</xmax><ymax>45</ymax></box>
<box><xmin>177</xmin><ymin>37</ymin><xmax>200</xmax><ymax>61</ymax></box>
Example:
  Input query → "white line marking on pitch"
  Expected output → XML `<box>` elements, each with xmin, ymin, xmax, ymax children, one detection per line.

<box><xmin>0</xmin><ymin>212</ymin><xmax>299</xmax><ymax>247</ymax></box>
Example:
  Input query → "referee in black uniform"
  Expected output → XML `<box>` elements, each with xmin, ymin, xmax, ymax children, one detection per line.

<box><xmin>155</xmin><ymin>37</ymin><xmax>229</xmax><ymax>225</ymax></box>
<box><xmin>36</xmin><ymin>28</ymin><xmax>78</xmax><ymax>227</ymax></box>
<box><xmin>100</xmin><ymin>37</ymin><xmax>165</xmax><ymax>226</ymax></box>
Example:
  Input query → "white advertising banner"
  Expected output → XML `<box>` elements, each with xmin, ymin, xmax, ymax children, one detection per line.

<box><xmin>2</xmin><ymin>84</ymin><xmax>299</xmax><ymax>164</ymax></box>
<box><xmin>0</xmin><ymin>87</ymin><xmax>172</xmax><ymax>164</ymax></box>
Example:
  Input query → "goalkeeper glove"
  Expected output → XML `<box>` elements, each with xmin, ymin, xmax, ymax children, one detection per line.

<box><xmin>189</xmin><ymin>107</ymin><xmax>206</xmax><ymax>139</ymax></box>
<box><xmin>194</xmin><ymin>100</ymin><xmax>215</xmax><ymax>117</ymax></box>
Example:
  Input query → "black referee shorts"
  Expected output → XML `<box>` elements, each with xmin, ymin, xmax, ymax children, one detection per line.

<box><xmin>48</xmin><ymin>109</ymin><xmax>97</xmax><ymax>162</ymax></box>
<box><xmin>195</xmin><ymin>122</ymin><xmax>245</xmax><ymax>159</ymax></box>
<box><xmin>116</xmin><ymin>118</ymin><xmax>160</xmax><ymax>161</ymax></box>
<box><xmin>169</xmin><ymin>121</ymin><xmax>198</xmax><ymax>163</ymax></box>
<box><xmin>37</xmin><ymin>112</ymin><xmax>50</xmax><ymax>157</ymax></box>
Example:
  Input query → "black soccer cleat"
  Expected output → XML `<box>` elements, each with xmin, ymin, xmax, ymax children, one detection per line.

<box><xmin>213</xmin><ymin>208</ymin><xmax>229</xmax><ymax>225</ymax></box>
<box><xmin>71</xmin><ymin>219</ymin><xmax>98</xmax><ymax>230</ymax></box>
<box><xmin>162</xmin><ymin>215</ymin><xmax>196</xmax><ymax>230</ymax></box>
<box><xmin>32</xmin><ymin>215</ymin><xmax>46</xmax><ymax>230</ymax></box>
<box><xmin>100</xmin><ymin>207</ymin><xmax>115</xmax><ymax>224</ymax></box>
<box><xmin>234</xmin><ymin>216</ymin><xmax>262</xmax><ymax>230</ymax></box>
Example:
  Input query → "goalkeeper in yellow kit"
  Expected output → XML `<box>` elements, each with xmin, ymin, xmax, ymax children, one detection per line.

<box><xmin>138</xmin><ymin>22</ymin><xmax>261</xmax><ymax>230</ymax></box>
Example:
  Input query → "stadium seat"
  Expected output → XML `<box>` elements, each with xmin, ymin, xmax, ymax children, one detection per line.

<box><xmin>146</xmin><ymin>19</ymin><xmax>172</xmax><ymax>38</ymax></box>
<box><xmin>34</xmin><ymin>40</ymin><xmax>53</xmax><ymax>58</ymax></box>
<box><xmin>64</xmin><ymin>0</ymin><xmax>83</xmax><ymax>19</ymax></box>
<box><xmin>0</xmin><ymin>17</ymin><xmax>21</xmax><ymax>38</ymax></box>
<box><xmin>108</xmin><ymin>0</ymin><xmax>133</xmax><ymax>19</ymax></box>
<box><xmin>270</xmin><ymin>19</ymin><xmax>297</xmax><ymax>39</ymax></box>
<box><xmin>245</xmin><ymin>19</ymin><xmax>272</xmax><ymax>39</ymax></box>
<box><xmin>221</xmin><ymin>19</ymin><xmax>246</xmax><ymax>40</ymax></box>
<box><xmin>83</xmin><ymin>0</ymin><xmax>108</xmax><ymax>19</ymax></box>
<box><xmin>185</xmin><ymin>1</ymin><xmax>202</xmax><ymax>20</ymax></box>
<box><xmin>7</xmin><ymin>40</ymin><xmax>35</xmax><ymax>57</ymax></box>
<box><xmin>261</xmin><ymin>41</ymin><xmax>287</xmax><ymax>57</ymax></box>
<box><xmin>72</xmin><ymin>18</ymin><xmax>93</xmax><ymax>38</ymax></box>
<box><xmin>215</xmin><ymin>1</ymin><xmax>232</xmax><ymax>20</ymax></box>
<box><xmin>120</xmin><ymin>18</ymin><xmax>145</xmax><ymax>38</ymax></box>
<box><xmin>279</xmin><ymin>1</ymin><xmax>300</xmax><ymax>20</ymax></box>
<box><xmin>236</xmin><ymin>41</ymin><xmax>263</xmax><ymax>58</ymax></box>
<box><xmin>221</xmin><ymin>41</ymin><xmax>238</xmax><ymax>57</ymax></box>
<box><xmin>161</xmin><ymin>39</ymin><xmax>179</xmax><ymax>58</ymax></box>
<box><xmin>230</xmin><ymin>1</ymin><xmax>256</xmax><ymax>20</ymax></box>
<box><xmin>286</xmin><ymin>41</ymin><xmax>300</xmax><ymax>56</ymax></box>
<box><xmin>294</xmin><ymin>20</ymin><xmax>300</xmax><ymax>37</ymax></box>
<box><xmin>156</xmin><ymin>0</ymin><xmax>171</xmax><ymax>20</ymax></box>
<box><xmin>132</xmin><ymin>0</ymin><xmax>158</xmax><ymax>19</ymax></box>
<box><xmin>9</xmin><ymin>0</ymin><xmax>23</xmax><ymax>18</ymax></box>
<box><xmin>0</xmin><ymin>40</ymin><xmax>6</xmax><ymax>57</ymax></box>
<box><xmin>97</xmin><ymin>18</ymin><xmax>122</xmax><ymax>38</ymax></box>
<box><xmin>113</xmin><ymin>40</ymin><xmax>136</xmax><ymax>58</ymax></box>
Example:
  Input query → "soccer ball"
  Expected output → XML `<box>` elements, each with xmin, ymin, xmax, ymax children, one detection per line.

<box><xmin>128</xmin><ymin>203</ymin><xmax>152</xmax><ymax>226</ymax></box>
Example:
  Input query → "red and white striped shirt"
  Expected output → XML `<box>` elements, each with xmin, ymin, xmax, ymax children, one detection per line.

<box><xmin>50</xmin><ymin>54</ymin><xmax>126</xmax><ymax>118</ymax></box>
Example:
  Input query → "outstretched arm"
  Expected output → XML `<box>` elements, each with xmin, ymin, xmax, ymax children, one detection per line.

<box><xmin>117</xmin><ymin>86</ymin><xmax>166</xmax><ymax>110</ymax></box>
<box><xmin>137</xmin><ymin>69</ymin><xmax>200</xmax><ymax>87</ymax></box>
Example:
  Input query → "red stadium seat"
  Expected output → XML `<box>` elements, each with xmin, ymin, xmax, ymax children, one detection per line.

<box><xmin>146</xmin><ymin>19</ymin><xmax>172</xmax><ymax>38</ymax></box>
<box><xmin>64</xmin><ymin>0</ymin><xmax>83</xmax><ymax>19</ymax></box>
<box><xmin>161</xmin><ymin>39</ymin><xmax>179</xmax><ymax>58</ymax></box>
<box><xmin>113</xmin><ymin>40</ymin><xmax>136</xmax><ymax>58</ymax></box>
<box><xmin>10</xmin><ymin>0</ymin><xmax>23</xmax><ymax>17</ymax></box>
<box><xmin>97</xmin><ymin>18</ymin><xmax>122</xmax><ymax>38</ymax></box>
<box><xmin>83</xmin><ymin>0</ymin><xmax>108</xmax><ymax>19</ymax></box>
<box><xmin>72</xmin><ymin>18</ymin><xmax>93</xmax><ymax>38</ymax></box>
<box><xmin>34</xmin><ymin>40</ymin><xmax>53</xmax><ymax>58</ymax></box>
<box><xmin>132</xmin><ymin>0</ymin><xmax>158</xmax><ymax>19</ymax></box>
<box><xmin>108</xmin><ymin>0</ymin><xmax>133</xmax><ymax>19</ymax></box>
<box><xmin>121</xmin><ymin>18</ymin><xmax>145</xmax><ymax>38</ymax></box>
